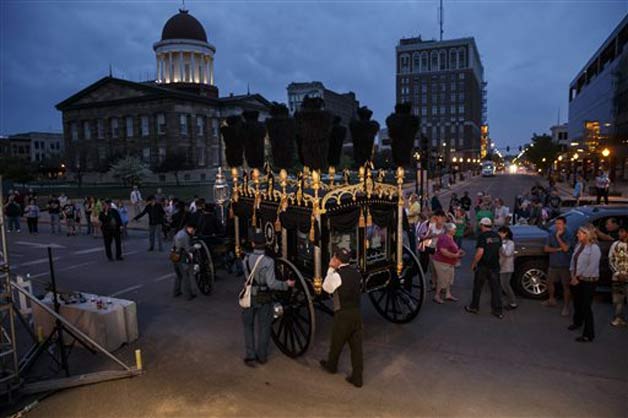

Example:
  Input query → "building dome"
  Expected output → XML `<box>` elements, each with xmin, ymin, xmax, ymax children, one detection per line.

<box><xmin>161</xmin><ymin>9</ymin><xmax>207</xmax><ymax>42</ymax></box>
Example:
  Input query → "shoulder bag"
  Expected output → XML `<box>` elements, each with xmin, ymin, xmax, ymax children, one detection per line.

<box><xmin>239</xmin><ymin>256</ymin><xmax>264</xmax><ymax>309</ymax></box>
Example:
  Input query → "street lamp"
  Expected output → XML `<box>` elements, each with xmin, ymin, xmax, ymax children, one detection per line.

<box><xmin>213</xmin><ymin>167</ymin><xmax>230</xmax><ymax>225</ymax></box>
<box><xmin>601</xmin><ymin>148</ymin><xmax>610</xmax><ymax>158</ymax></box>
<box><xmin>558</xmin><ymin>155</ymin><xmax>563</xmax><ymax>161</ymax></box>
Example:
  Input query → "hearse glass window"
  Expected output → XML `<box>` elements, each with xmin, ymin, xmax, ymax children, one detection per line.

<box><xmin>329</xmin><ymin>227</ymin><xmax>359</xmax><ymax>265</ymax></box>
<box><xmin>366</xmin><ymin>225</ymin><xmax>387</xmax><ymax>265</ymax></box>
<box><xmin>296</xmin><ymin>230</ymin><xmax>314</xmax><ymax>269</ymax></box>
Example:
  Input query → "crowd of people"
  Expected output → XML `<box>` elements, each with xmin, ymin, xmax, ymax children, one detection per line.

<box><xmin>403</xmin><ymin>184</ymin><xmax>628</xmax><ymax>342</ymax></box>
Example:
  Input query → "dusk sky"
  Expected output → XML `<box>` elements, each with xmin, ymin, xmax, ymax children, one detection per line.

<box><xmin>1</xmin><ymin>0</ymin><xmax>626</xmax><ymax>150</ymax></box>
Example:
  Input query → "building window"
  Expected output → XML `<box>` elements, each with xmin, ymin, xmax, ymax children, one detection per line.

<box><xmin>200</xmin><ymin>173</ymin><xmax>207</xmax><ymax>181</ymax></box>
<box><xmin>158</xmin><ymin>146</ymin><xmax>166</xmax><ymax>163</ymax></box>
<box><xmin>439</xmin><ymin>50</ymin><xmax>447</xmax><ymax>70</ymax></box>
<box><xmin>421</xmin><ymin>52</ymin><xmax>428</xmax><ymax>72</ymax></box>
<box><xmin>432</xmin><ymin>106</ymin><xmax>438</xmax><ymax>115</ymax></box>
<box><xmin>451</xmin><ymin>125</ymin><xmax>456</xmax><ymax>134</ymax></box>
<box><xmin>83</xmin><ymin>121</ymin><xmax>91</xmax><ymax>140</ymax></box>
<box><xmin>413</xmin><ymin>53</ymin><xmax>421</xmax><ymax>73</ymax></box>
<box><xmin>126</xmin><ymin>116</ymin><xmax>134</xmax><ymax>138</ymax></box>
<box><xmin>458</xmin><ymin>47</ymin><xmax>466</xmax><ymax>69</ymax></box>
<box><xmin>450</xmin><ymin>105</ymin><xmax>456</xmax><ymax>114</ymax></box>
<box><xmin>71</xmin><ymin>123</ymin><xmax>78</xmax><ymax>141</ymax></box>
<box><xmin>459</xmin><ymin>93</ymin><xmax>465</xmax><ymax>101</ymax></box>
<box><xmin>197</xmin><ymin>147</ymin><xmax>205</xmax><ymax>166</ymax></box>
<box><xmin>183</xmin><ymin>174</ymin><xmax>191</xmax><ymax>181</ymax></box>
<box><xmin>421</xmin><ymin>107</ymin><xmax>427</xmax><ymax>116</ymax></box>
<box><xmin>157</xmin><ymin>113</ymin><xmax>166</xmax><ymax>135</ymax></box>
<box><xmin>141</xmin><ymin>115</ymin><xmax>150</xmax><ymax>136</ymax></box>
<box><xmin>440</xmin><ymin>105</ymin><xmax>446</xmax><ymax>114</ymax></box>
<box><xmin>184</xmin><ymin>64</ymin><xmax>190</xmax><ymax>82</ymax></box>
<box><xmin>34</xmin><ymin>142</ymin><xmax>39</xmax><ymax>150</ymax></box>
<box><xmin>111</xmin><ymin>118</ymin><xmax>119</xmax><ymax>138</ymax></box>
<box><xmin>458</xmin><ymin>105</ymin><xmax>465</xmax><ymax>114</ymax></box>
<box><xmin>399</xmin><ymin>54</ymin><xmax>410</xmax><ymax>73</ymax></box>
<box><xmin>196</xmin><ymin>116</ymin><xmax>204</xmax><ymax>136</ymax></box>
<box><xmin>159</xmin><ymin>174</ymin><xmax>166</xmax><ymax>183</ymax></box>
<box><xmin>450</xmin><ymin>93</ymin><xmax>456</xmax><ymax>102</ymax></box>
<box><xmin>449</xmin><ymin>49</ymin><xmax>458</xmax><ymax>70</ymax></box>
<box><xmin>97</xmin><ymin>119</ymin><xmax>104</xmax><ymax>139</ymax></box>
<box><xmin>142</xmin><ymin>147</ymin><xmax>150</xmax><ymax>162</ymax></box>
<box><xmin>421</xmin><ymin>94</ymin><xmax>427</xmax><ymax>104</ymax></box>
<box><xmin>212</xmin><ymin>119</ymin><xmax>219</xmax><ymax>137</ymax></box>
<box><xmin>430</xmin><ymin>51</ymin><xmax>438</xmax><ymax>71</ymax></box>
<box><xmin>180</xmin><ymin>114</ymin><xmax>188</xmax><ymax>135</ymax></box>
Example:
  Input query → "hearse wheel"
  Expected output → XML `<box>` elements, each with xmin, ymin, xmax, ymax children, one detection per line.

<box><xmin>192</xmin><ymin>240</ymin><xmax>215</xmax><ymax>295</ymax></box>
<box><xmin>368</xmin><ymin>246</ymin><xmax>426</xmax><ymax>323</ymax></box>
<box><xmin>271</xmin><ymin>258</ymin><xmax>315</xmax><ymax>358</ymax></box>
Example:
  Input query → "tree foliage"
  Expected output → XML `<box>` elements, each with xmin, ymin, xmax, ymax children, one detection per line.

<box><xmin>523</xmin><ymin>133</ymin><xmax>561</xmax><ymax>172</ymax></box>
<box><xmin>0</xmin><ymin>157</ymin><xmax>35</xmax><ymax>183</ymax></box>
<box><xmin>108</xmin><ymin>155</ymin><xmax>152</xmax><ymax>186</ymax></box>
<box><xmin>155</xmin><ymin>150</ymin><xmax>192</xmax><ymax>186</ymax></box>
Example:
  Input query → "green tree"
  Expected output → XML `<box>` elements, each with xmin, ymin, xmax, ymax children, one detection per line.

<box><xmin>108</xmin><ymin>155</ymin><xmax>152</xmax><ymax>186</ymax></box>
<box><xmin>154</xmin><ymin>151</ymin><xmax>192</xmax><ymax>186</ymax></box>
<box><xmin>523</xmin><ymin>134</ymin><xmax>561</xmax><ymax>172</ymax></box>
<box><xmin>0</xmin><ymin>157</ymin><xmax>35</xmax><ymax>183</ymax></box>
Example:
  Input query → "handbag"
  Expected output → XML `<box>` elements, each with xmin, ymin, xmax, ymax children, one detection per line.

<box><xmin>238</xmin><ymin>255</ymin><xmax>264</xmax><ymax>309</ymax></box>
<box><xmin>169</xmin><ymin>248</ymin><xmax>182</xmax><ymax>263</ymax></box>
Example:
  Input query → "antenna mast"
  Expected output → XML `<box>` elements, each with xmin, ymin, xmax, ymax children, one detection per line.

<box><xmin>439</xmin><ymin>0</ymin><xmax>444</xmax><ymax>41</ymax></box>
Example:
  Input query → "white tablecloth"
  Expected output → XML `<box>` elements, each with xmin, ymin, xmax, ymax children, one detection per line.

<box><xmin>32</xmin><ymin>292</ymin><xmax>138</xmax><ymax>352</ymax></box>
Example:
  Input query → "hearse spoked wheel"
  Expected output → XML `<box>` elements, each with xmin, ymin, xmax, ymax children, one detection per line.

<box><xmin>192</xmin><ymin>240</ymin><xmax>215</xmax><ymax>295</ymax></box>
<box><xmin>271</xmin><ymin>258</ymin><xmax>315</xmax><ymax>358</ymax></box>
<box><xmin>368</xmin><ymin>246</ymin><xmax>426</xmax><ymax>323</ymax></box>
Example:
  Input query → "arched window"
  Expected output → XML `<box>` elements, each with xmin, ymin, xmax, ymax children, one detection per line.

<box><xmin>449</xmin><ymin>49</ymin><xmax>457</xmax><ymax>70</ymax></box>
<box><xmin>421</xmin><ymin>52</ymin><xmax>428</xmax><ymax>72</ymax></box>
<box><xmin>439</xmin><ymin>50</ymin><xmax>447</xmax><ymax>70</ymax></box>
<box><xmin>430</xmin><ymin>51</ymin><xmax>438</xmax><ymax>71</ymax></box>
<box><xmin>413</xmin><ymin>53</ymin><xmax>421</xmax><ymax>73</ymax></box>
<box><xmin>399</xmin><ymin>54</ymin><xmax>410</xmax><ymax>73</ymax></box>
<box><xmin>458</xmin><ymin>47</ymin><xmax>466</xmax><ymax>69</ymax></box>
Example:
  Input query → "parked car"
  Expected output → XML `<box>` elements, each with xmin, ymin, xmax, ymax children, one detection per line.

<box><xmin>511</xmin><ymin>205</ymin><xmax>628</xmax><ymax>299</ymax></box>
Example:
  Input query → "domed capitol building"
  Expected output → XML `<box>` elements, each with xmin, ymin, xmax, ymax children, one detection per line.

<box><xmin>56</xmin><ymin>8</ymin><xmax>270</xmax><ymax>180</ymax></box>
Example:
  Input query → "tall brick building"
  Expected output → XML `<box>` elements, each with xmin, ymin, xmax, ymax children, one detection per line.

<box><xmin>395</xmin><ymin>37</ymin><xmax>486</xmax><ymax>161</ymax></box>
<box><xmin>56</xmin><ymin>8</ymin><xmax>270</xmax><ymax>177</ymax></box>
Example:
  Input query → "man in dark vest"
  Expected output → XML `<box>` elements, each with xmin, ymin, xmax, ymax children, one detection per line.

<box><xmin>320</xmin><ymin>247</ymin><xmax>363</xmax><ymax>388</ymax></box>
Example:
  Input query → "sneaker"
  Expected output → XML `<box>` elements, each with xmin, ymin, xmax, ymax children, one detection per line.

<box><xmin>345</xmin><ymin>375</ymin><xmax>363</xmax><ymax>388</ymax></box>
<box><xmin>492</xmin><ymin>311</ymin><xmax>504</xmax><ymax>319</ymax></box>
<box><xmin>542</xmin><ymin>299</ymin><xmax>557</xmax><ymax>307</ymax></box>
<box><xmin>575</xmin><ymin>336</ymin><xmax>593</xmax><ymax>343</ymax></box>
<box><xmin>567</xmin><ymin>324</ymin><xmax>581</xmax><ymax>331</ymax></box>
<box><xmin>504</xmin><ymin>304</ymin><xmax>518</xmax><ymax>311</ymax></box>
<box><xmin>561</xmin><ymin>307</ymin><xmax>570</xmax><ymax>317</ymax></box>
<box><xmin>464</xmin><ymin>305</ymin><xmax>478</xmax><ymax>314</ymax></box>
<box><xmin>319</xmin><ymin>360</ymin><xmax>336</xmax><ymax>374</ymax></box>
<box><xmin>611</xmin><ymin>317</ymin><xmax>627</xmax><ymax>327</ymax></box>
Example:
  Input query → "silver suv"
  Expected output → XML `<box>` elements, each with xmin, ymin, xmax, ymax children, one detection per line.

<box><xmin>511</xmin><ymin>206</ymin><xmax>628</xmax><ymax>299</ymax></box>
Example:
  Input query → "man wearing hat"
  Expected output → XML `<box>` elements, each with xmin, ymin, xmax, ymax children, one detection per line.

<box><xmin>466</xmin><ymin>217</ymin><xmax>504</xmax><ymax>319</ymax></box>
<box><xmin>241</xmin><ymin>231</ymin><xmax>295</xmax><ymax>367</ymax></box>
<box><xmin>171</xmin><ymin>221</ymin><xmax>198</xmax><ymax>301</ymax></box>
<box><xmin>320</xmin><ymin>247</ymin><xmax>364</xmax><ymax>388</ymax></box>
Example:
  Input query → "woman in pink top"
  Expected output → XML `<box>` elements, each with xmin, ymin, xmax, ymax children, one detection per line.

<box><xmin>432</xmin><ymin>223</ymin><xmax>465</xmax><ymax>303</ymax></box>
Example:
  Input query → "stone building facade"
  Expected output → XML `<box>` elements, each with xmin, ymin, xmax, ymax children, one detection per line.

<box><xmin>56</xmin><ymin>8</ymin><xmax>270</xmax><ymax>179</ymax></box>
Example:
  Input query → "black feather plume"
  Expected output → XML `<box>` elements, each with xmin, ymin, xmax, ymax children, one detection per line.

<box><xmin>266</xmin><ymin>102</ymin><xmax>296</xmax><ymax>171</ymax></box>
<box><xmin>385</xmin><ymin>102</ymin><xmax>420</xmax><ymax>167</ymax></box>
<box><xmin>328</xmin><ymin>116</ymin><xmax>346</xmax><ymax>167</ymax></box>
<box><xmin>350</xmin><ymin>106</ymin><xmax>379</xmax><ymax>167</ymax></box>
<box><xmin>241</xmin><ymin>110</ymin><xmax>266</xmax><ymax>169</ymax></box>
<box><xmin>295</xmin><ymin>96</ymin><xmax>332</xmax><ymax>171</ymax></box>
<box><xmin>220</xmin><ymin>115</ymin><xmax>244</xmax><ymax>167</ymax></box>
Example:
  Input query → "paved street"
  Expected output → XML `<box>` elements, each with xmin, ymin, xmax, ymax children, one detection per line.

<box><xmin>4</xmin><ymin>173</ymin><xmax>628</xmax><ymax>417</ymax></box>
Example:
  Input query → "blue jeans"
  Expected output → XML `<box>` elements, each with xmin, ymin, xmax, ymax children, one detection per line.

<box><xmin>7</xmin><ymin>217</ymin><xmax>20</xmax><ymax>231</ymax></box>
<box><xmin>149</xmin><ymin>224</ymin><xmax>163</xmax><ymax>250</ymax></box>
<box><xmin>50</xmin><ymin>213</ymin><xmax>60</xmax><ymax>233</ymax></box>
<box><xmin>173</xmin><ymin>261</ymin><xmax>195</xmax><ymax>298</ymax></box>
<box><xmin>241</xmin><ymin>303</ymin><xmax>273</xmax><ymax>362</ymax></box>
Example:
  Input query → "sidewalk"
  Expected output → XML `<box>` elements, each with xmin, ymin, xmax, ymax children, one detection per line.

<box><xmin>554</xmin><ymin>180</ymin><xmax>628</xmax><ymax>205</ymax></box>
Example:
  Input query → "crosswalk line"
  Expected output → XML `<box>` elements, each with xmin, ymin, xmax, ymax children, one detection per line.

<box><xmin>17</xmin><ymin>257</ymin><xmax>60</xmax><ymax>267</ymax></box>
<box><xmin>109</xmin><ymin>284</ymin><xmax>144</xmax><ymax>297</ymax></box>
<box><xmin>73</xmin><ymin>247</ymin><xmax>102</xmax><ymax>255</ymax></box>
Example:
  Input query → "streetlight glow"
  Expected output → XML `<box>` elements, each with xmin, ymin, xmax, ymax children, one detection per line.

<box><xmin>601</xmin><ymin>148</ymin><xmax>610</xmax><ymax>157</ymax></box>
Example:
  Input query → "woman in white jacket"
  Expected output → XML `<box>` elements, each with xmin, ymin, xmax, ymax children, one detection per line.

<box><xmin>498</xmin><ymin>226</ymin><xmax>518</xmax><ymax>310</ymax></box>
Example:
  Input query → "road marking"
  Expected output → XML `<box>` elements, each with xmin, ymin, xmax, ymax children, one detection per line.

<box><xmin>17</xmin><ymin>257</ymin><xmax>60</xmax><ymax>267</ymax></box>
<box><xmin>15</xmin><ymin>241</ymin><xmax>65</xmax><ymax>249</ymax></box>
<box><xmin>28</xmin><ymin>262</ymin><xmax>95</xmax><ymax>279</ymax></box>
<box><xmin>73</xmin><ymin>247</ymin><xmax>102</xmax><ymax>255</ymax></box>
<box><xmin>154</xmin><ymin>273</ymin><xmax>175</xmax><ymax>282</ymax></box>
<box><xmin>123</xmin><ymin>250</ymin><xmax>139</xmax><ymax>257</ymax></box>
<box><xmin>109</xmin><ymin>284</ymin><xmax>144</xmax><ymax>297</ymax></box>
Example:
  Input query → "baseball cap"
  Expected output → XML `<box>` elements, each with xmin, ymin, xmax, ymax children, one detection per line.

<box><xmin>479</xmin><ymin>217</ymin><xmax>493</xmax><ymax>227</ymax></box>
<box><xmin>252</xmin><ymin>231</ymin><xmax>266</xmax><ymax>245</ymax></box>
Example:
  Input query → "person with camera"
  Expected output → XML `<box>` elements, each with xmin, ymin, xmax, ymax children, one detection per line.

<box><xmin>170</xmin><ymin>221</ymin><xmax>198</xmax><ymax>301</ymax></box>
<box><xmin>241</xmin><ymin>232</ymin><xmax>294</xmax><ymax>367</ymax></box>
<box><xmin>319</xmin><ymin>247</ymin><xmax>364</xmax><ymax>388</ymax></box>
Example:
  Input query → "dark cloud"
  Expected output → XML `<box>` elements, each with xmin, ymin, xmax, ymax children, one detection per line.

<box><xmin>1</xmin><ymin>0</ymin><xmax>625</xmax><ymax>148</ymax></box>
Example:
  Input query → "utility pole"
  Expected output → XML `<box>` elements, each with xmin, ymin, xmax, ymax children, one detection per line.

<box><xmin>439</xmin><ymin>0</ymin><xmax>444</xmax><ymax>41</ymax></box>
